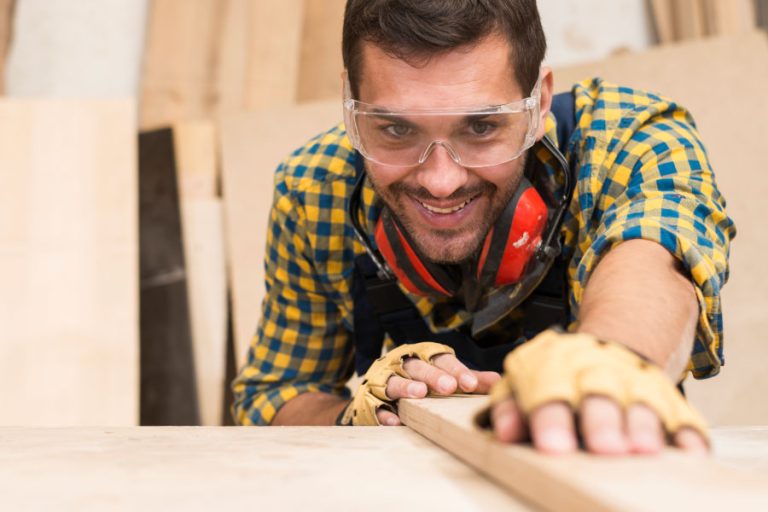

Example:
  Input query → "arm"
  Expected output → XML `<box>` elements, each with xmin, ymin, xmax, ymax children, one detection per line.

<box><xmin>577</xmin><ymin>238</ymin><xmax>698</xmax><ymax>380</ymax></box>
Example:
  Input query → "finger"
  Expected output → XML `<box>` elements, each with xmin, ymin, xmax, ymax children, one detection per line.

<box><xmin>580</xmin><ymin>396</ymin><xmax>628</xmax><ymax>455</ymax></box>
<box><xmin>674</xmin><ymin>427</ymin><xmax>709</xmax><ymax>455</ymax></box>
<box><xmin>385</xmin><ymin>375</ymin><xmax>428</xmax><ymax>400</ymax></box>
<box><xmin>491</xmin><ymin>398</ymin><xmax>527</xmax><ymax>443</ymax></box>
<box><xmin>530</xmin><ymin>402</ymin><xmax>578</xmax><ymax>454</ymax></box>
<box><xmin>376</xmin><ymin>408</ymin><xmax>401</xmax><ymax>427</ymax></box>
<box><xmin>402</xmin><ymin>358</ymin><xmax>457</xmax><ymax>395</ymax></box>
<box><xmin>626</xmin><ymin>403</ymin><xmax>664</xmax><ymax>454</ymax></box>
<box><xmin>432</xmin><ymin>354</ymin><xmax>478</xmax><ymax>392</ymax></box>
<box><xmin>471</xmin><ymin>371</ymin><xmax>502</xmax><ymax>394</ymax></box>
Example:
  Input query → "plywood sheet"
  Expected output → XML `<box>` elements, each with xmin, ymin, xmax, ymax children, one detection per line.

<box><xmin>0</xmin><ymin>99</ymin><xmax>138</xmax><ymax>426</ymax></box>
<box><xmin>140</xmin><ymin>0</ymin><xmax>304</xmax><ymax>129</ymax></box>
<box><xmin>220</xmin><ymin>100</ymin><xmax>340</xmax><ymax>368</ymax></box>
<box><xmin>296</xmin><ymin>0</ymin><xmax>345</xmax><ymax>102</ymax></box>
<box><xmin>0</xmin><ymin>426</ymin><xmax>527</xmax><ymax>511</ymax></box>
<box><xmin>173</xmin><ymin>122</ymin><xmax>228</xmax><ymax>426</ymax></box>
<box><xmin>400</xmin><ymin>396</ymin><xmax>768</xmax><ymax>512</ymax></box>
<box><xmin>5</xmin><ymin>0</ymin><xmax>147</xmax><ymax>97</ymax></box>
<box><xmin>553</xmin><ymin>32</ymin><xmax>768</xmax><ymax>426</ymax></box>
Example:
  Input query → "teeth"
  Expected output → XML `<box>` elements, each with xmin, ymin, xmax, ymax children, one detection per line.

<box><xmin>420</xmin><ymin>198</ymin><xmax>471</xmax><ymax>214</ymax></box>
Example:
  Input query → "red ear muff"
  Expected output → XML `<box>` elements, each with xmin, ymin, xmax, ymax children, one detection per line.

<box><xmin>476</xmin><ymin>179</ymin><xmax>548</xmax><ymax>287</ymax></box>
<box><xmin>374</xmin><ymin>213</ymin><xmax>458</xmax><ymax>297</ymax></box>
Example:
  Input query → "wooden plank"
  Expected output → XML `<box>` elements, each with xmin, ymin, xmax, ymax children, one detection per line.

<box><xmin>296</xmin><ymin>0</ymin><xmax>346</xmax><ymax>102</ymax></box>
<box><xmin>219</xmin><ymin>100</ymin><xmax>340</xmax><ymax>368</ymax></box>
<box><xmin>139</xmin><ymin>0</ymin><xmax>221</xmax><ymax>129</ymax></box>
<box><xmin>141</xmin><ymin>0</ymin><xmax>304</xmax><ymax>129</ymax></box>
<box><xmin>0</xmin><ymin>99</ymin><xmax>138</xmax><ymax>426</ymax></box>
<box><xmin>672</xmin><ymin>0</ymin><xmax>706</xmax><ymax>40</ymax></box>
<box><xmin>139</xmin><ymin>128</ymin><xmax>199</xmax><ymax>425</ymax></box>
<box><xmin>649</xmin><ymin>0</ymin><xmax>676</xmax><ymax>43</ymax></box>
<box><xmin>173</xmin><ymin>122</ymin><xmax>228</xmax><ymax>426</ymax></box>
<box><xmin>5</xmin><ymin>0</ymin><xmax>147</xmax><ymax>97</ymax></box>
<box><xmin>553</xmin><ymin>32</ymin><xmax>768</xmax><ymax>426</ymax></box>
<box><xmin>400</xmin><ymin>397</ymin><xmax>768</xmax><ymax>512</ymax></box>
<box><xmin>702</xmin><ymin>0</ymin><xmax>757</xmax><ymax>36</ymax></box>
<box><xmin>0</xmin><ymin>0</ymin><xmax>14</xmax><ymax>94</ymax></box>
<box><xmin>0</xmin><ymin>427</ymin><xmax>527</xmax><ymax>511</ymax></box>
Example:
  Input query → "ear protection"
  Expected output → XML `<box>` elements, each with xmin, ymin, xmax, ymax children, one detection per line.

<box><xmin>373</xmin><ymin>177</ymin><xmax>548</xmax><ymax>299</ymax></box>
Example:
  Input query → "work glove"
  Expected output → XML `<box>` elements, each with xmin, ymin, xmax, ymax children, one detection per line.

<box><xmin>475</xmin><ymin>329</ymin><xmax>709</xmax><ymax>444</ymax></box>
<box><xmin>339</xmin><ymin>342</ymin><xmax>455</xmax><ymax>426</ymax></box>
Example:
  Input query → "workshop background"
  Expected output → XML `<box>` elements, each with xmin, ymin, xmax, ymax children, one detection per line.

<box><xmin>1</xmin><ymin>0</ymin><xmax>766</xmax><ymax>428</ymax></box>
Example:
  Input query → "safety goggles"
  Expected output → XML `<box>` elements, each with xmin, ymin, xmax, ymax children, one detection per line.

<box><xmin>343</xmin><ymin>76</ymin><xmax>542</xmax><ymax>168</ymax></box>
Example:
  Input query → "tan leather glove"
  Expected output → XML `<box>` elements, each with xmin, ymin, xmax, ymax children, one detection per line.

<box><xmin>339</xmin><ymin>342</ymin><xmax>455</xmax><ymax>426</ymax></box>
<box><xmin>475</xmin><ymin>329</ymin><xmax>709</xmax><ymax>443</ymax></box>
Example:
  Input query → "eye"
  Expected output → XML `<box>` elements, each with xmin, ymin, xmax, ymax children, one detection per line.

<box><xmin>470</xmin><ymin>120</ymin><xmax>495</xmax><ymax>135</ymax></box>
<box><xmin>384</xmin><ymin>123</ymin><xmax>412</xmax><ymax>137</ymax></box>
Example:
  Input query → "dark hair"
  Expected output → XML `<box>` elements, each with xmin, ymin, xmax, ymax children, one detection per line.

<box><xmin>342</xmin><ymin>0</ymin><xmax>546</xmax><ymax>98</ymax></box>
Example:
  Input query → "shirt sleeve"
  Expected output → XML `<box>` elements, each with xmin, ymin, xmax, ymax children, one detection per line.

<box><xmin>567</xmin><ymin>87</ymin><xmax>735</xmax><ymax>379</ymax></box>
<box><xmin>231</xmin><ymin>164</ymin><xmax>354</xmax><ymax>425</ymax></box>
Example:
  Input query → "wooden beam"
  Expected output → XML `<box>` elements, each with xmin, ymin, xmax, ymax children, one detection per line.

<box><xmin>399</xmin><ymin>396</ymin><xmax>768</xmax><ymax>511</ymax></box>
<box><xmin>296</xmin><ymin>0</ymin><xmax>345</xmax><ymax>102</ymax></box>
<box><xmin>0</xmin><ymin>99</ymin><xmax>138</xmax><ymax>426</ymax></box>
<box><xmin>173</xmin><ymin>122</ymin><xmax>228</xmax><ymax>426</ymax></box>
<box><xmin>0</xmin><ymin>0</ymin><xmax>14</xmax><ymax>94</ymax></box>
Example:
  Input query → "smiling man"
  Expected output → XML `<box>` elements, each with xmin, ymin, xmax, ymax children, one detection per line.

<box><xmin>233</xmin><ymin>0</ymin><xmax>735</xmax><ymax>455</ymax></box>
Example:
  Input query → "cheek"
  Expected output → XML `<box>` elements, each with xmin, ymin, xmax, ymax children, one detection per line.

<box><xmin>365</xmin><ymin>163</ymin><xmax>411</xmax><ymax>190</ymax></box>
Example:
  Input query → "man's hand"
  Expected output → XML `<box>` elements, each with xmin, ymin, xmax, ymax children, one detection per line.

<box><xmin>377</xmin><ymin>353</ymin><xmax>500</xmax><ymax>426</ymax></box>
<box><xmin>477</xmin><ymin>330</ymin><xmax>709</xmax><ymax>455</ymax></box>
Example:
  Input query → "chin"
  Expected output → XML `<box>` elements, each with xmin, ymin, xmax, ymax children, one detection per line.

<box><xmin>414</xmin><ymin>230</ymin><xmax>483</xmax><ymax>265</ymax></box>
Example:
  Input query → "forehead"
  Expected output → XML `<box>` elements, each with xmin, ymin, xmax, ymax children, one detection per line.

<box><xmin>356</xmin><ymin>33</ymin><xmax>523</xmax><ymax>110</ymax></box>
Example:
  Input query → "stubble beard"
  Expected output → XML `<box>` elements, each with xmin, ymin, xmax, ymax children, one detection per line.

<box><xmin>369</xmin><ymin>171</ymin><xmax>524</xmax><ymax>265</ymax></box>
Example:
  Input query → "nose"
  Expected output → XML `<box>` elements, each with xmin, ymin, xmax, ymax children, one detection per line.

<box><xmin>415</xmin><ymin>142</ymin><xmax>468</xmax><ymax>198</ymax></box>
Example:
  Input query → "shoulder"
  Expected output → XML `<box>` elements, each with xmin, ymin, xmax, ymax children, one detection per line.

<box><xmin>275</xmin><ymin>123</ymin><xmax>359</xmax><ymax>198</ymax></box>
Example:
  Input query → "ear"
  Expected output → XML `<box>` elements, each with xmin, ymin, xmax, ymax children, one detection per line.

<box><xmin>535</xmin><ymin>67</ymin><xmax>554</xmax><ymax>141</ymax></box>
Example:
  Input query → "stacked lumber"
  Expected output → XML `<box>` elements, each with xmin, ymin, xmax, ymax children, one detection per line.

<box><xmin>650</xmin><ymin>0</ymin><xmax>757</xmax><ymax>43</ymax></box>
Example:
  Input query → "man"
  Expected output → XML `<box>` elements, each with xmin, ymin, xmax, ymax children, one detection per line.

<box><xmin>233</xmin><ymin>0</ymin><xmax>734</xmax><ymax>456</ymax></box>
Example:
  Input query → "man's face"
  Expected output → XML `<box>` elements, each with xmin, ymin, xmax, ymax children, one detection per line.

<box><xmin>356</xmin><ymin>34</ymin><xmax>547</xmax><ymax>264</ymax></box>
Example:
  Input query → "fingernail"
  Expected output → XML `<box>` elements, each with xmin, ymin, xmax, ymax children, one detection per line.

<box><xmin>407</xmin><ymin>382</ymin><xmax>424</xmax><ymax>397</ymax></box>
<box><xmin>538</xmin><ymin>430</ymin><xmax>575</xmax><ymax>454</ymax></box>
<box><xmin>386</xmin><ymin>417</ymin><xmax>399</xmax><ymax>426</ymax></box>
<box><xmin>460</xmin><ymin>373</ymin><xmax>478</xmax><ymax>391</ymax></box>
<box><xmin>438</xmin><ymin>375</ymin><xmax>455</xmax><ymax>393</ymax></box>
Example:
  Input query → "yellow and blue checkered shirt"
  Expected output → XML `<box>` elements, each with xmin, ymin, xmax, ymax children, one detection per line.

<box><xmin>233</xmin><ymin>79</ymin><xmax>735</xmax><ymax>425</ymax></box>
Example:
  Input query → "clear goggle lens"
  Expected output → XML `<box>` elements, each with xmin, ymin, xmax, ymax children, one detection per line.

<box><xmin>343</xmin><ymin>77</ymin><xmax>541</xmax><ymax>168</ymax></box>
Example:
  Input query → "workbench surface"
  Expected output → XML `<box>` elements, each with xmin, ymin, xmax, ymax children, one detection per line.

<box><xmin>0</xmin><ymin>426</ymin><xmax>765</xmax><ymax>511</ymax></box>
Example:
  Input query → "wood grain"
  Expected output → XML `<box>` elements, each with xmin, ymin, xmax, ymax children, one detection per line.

<box><xmin>0</xmin><ymin>426</ymin><xmax>528</xmax><ymax>511</ymax></box>
<box><xmin>0</xmin><ymin>99</ymin><xmax>138</xmax><ymax>426</ymax></box>
<box><xmin>219</xmin><ymin>101</ymin><xmax>340</xmax><ymax>368</ymax></box>
<box><xmin>400</xmin><ymin>396</ymin><xmax>768</xmax><ymax>512</ymax></box>
<box><xmin>553</xmin><ymin>32</ymin><xmax>768</xmax><ymax>426</ymax></box>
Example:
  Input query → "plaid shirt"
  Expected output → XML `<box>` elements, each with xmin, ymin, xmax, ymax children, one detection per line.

<box><xmin>232</xmin><ymin>78</ymin><xmax>735</xmax><ymax>426</ymax></box>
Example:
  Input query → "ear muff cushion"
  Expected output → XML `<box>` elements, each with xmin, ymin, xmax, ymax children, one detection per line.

<box><xmin>374</xmin><ymin>212</ymin><xmax>458</xmax><ymax>297</ymax></box>
<box><xmin>476</xmin><ymin>179</ymin><xmax>548</xmax><ymax>287</ymax></box>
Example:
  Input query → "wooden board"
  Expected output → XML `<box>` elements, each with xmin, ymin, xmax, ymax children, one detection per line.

<box><xmin>296</xmin><ymin>0</ymin><xmax>346</xmax><ymax>102</ymax></box>
<box><xmin>220</xmin><ymin>100</ymin><xmax>340</xmax><ymax>367</ymax></box>
<box><xmin>4</xmin><ymin>0</ymin><xmax>147</xmax><ymax>97</ymax></box>
<box><xmin>139</xmin><ymin>128</ymin><xmax>199</xmax><ymax>426</ymax></box>
<box><xmin>0</xmin><ymin>99</ymin><xmax>138</xmax><ymax>426</ymax></box>
<box><xmin>140</xmin><ymin>0</ymin><xmax>304</xmax><ymax>129</ymax></box>
<box><xmin>400</xmin><ymin>396</ymin><xmax>768</xmax><ymax>512</ymax></box>
<box><xmin>0</xmin><ymin>426</ymin><xmax>527</xmax><ymax>511</ymax></box>
<box><xmin>174</xmin><ymin>121</ymin><xmax>228</xmax><ymax>426</ymax></box>
<box><xmin>0</xmin><ymin>0</ymin><xmax>14</xmax><ymax>94</ymax></box>
<box><xmin>553</xmin><ymin>32</ymin><xmax>768</xmax><ymax>426</ymax></box>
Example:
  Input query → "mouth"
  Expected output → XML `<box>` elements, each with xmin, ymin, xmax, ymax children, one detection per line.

<box><xmin>418</xmin><ymin>196</ymin><xmax>476</xmax><ymax>215</ymax></box>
